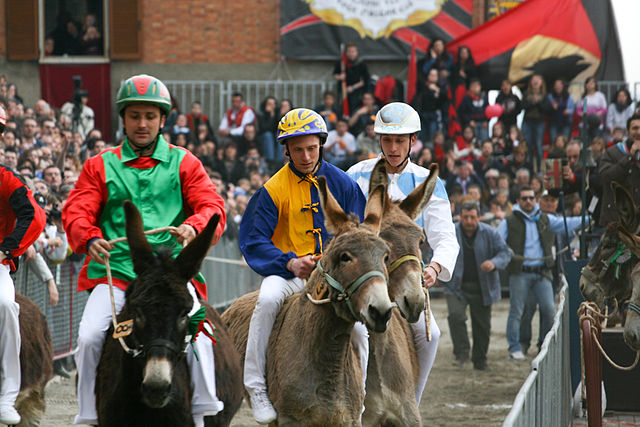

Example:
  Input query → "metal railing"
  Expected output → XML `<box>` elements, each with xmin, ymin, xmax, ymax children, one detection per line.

<box><xmin>503</xmin><ymin>277</ymin><xmax>573</xmax><ymax>426</ymax></box>
<box><xmin>12</xmin><ymin>235</ymin><xmax>261</xmax><ymax>359</ymax></box>
<box><xmin>164</xmin><ymin>80</ymin><xmax>329</xmax><ymax>130</ymax></box>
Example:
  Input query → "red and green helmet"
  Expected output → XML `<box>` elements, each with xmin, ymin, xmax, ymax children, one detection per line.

<box><xmin>116</xmin><ymin>74</ymin><xmax>171</xmax><ymax>116</ymax></box>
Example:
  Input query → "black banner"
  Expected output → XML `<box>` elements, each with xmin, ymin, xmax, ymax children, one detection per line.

<box><xmin>280</xmin><ymin>0</ymin><xmax>472</xmax><ymax>60</ymax></box>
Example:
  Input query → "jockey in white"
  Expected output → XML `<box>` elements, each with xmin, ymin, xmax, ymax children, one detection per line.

<box><xmin>347</xmin><ymin>102</ymin><xmax>459</xmax><ymax>403</ymax></box>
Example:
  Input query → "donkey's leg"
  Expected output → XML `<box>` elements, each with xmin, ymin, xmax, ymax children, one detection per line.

<box><xmin>624</xmin><ymin>265</ymin><xmax>640</xmax><ymax>350</ymax></box>
<box><xmin>75</xmin><ymin>284</ymin><xmax>126</xmax><ymax>425</ymax></box>
<box><xmin>409</xmin><ymin>309</ymin><xmax>440</xmax><ymax>405</ymax></box>
<box><xmin>185</xmin><ymin>282</ymin><xmax>224</xmax><ymax>427</ymax></box>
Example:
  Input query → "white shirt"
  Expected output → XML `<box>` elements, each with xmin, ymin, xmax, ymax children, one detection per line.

<box><xmin>218</xmin><ymin>107</ymin><xmax>256</xmax><ymax>136</ymax></box>
<box><xmin>347</xmin><ymin>157</ymin><xmax>459</xmax><ymax>281</ymax></box>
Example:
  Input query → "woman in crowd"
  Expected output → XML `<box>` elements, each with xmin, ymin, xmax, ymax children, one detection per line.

<box><xmin>577</xmin><ymin>76</ymin><xmax>607</xmax><ymax>143</ymax></box>
<box><xmin>521</xmin><ymin>74</ymin><xmax>548</xmax><ymax>173</ymax></box>
<box><xmin>547</xmin><ymin>79</ymin><xmax>574</xmax><ymax>143</ymax></box>
<box><xmin>606</xmin><ymin>88</ymin><xmax>634</xmax><ymax>137</ymax></box>
<box><xmin>257</xmin><ymin>96</ymin><xmax>279</xmax><ymax>162</ymax></box>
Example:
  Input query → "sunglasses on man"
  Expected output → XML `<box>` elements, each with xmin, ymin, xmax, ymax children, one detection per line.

<box><xmin>519</xmin><ymin>196</ymin><xmax>535</xmax><ymax>201</ymax></box>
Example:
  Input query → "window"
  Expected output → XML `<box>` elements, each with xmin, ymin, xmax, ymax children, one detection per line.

<box><xmin>40</xmin><ymin>0</ymin><xmax>108</xmax><ymax>61</ymax></box>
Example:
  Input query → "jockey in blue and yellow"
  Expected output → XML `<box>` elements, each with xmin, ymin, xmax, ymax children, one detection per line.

<box><xmin>239</xmin><ymin>108</ymin><xmax>367</xmax><ymax>424</ymax></box>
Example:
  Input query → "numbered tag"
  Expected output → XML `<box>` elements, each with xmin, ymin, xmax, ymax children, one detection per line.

<box><xmin>113</xmin><ymin>319</ymin><xmax>134</xmax><ymax>339</ymax></box>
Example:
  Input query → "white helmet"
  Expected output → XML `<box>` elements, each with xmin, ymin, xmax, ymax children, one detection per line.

<box><xmin>374</xmin><ymin>102</ymin><xmax>421</xmax><ymax>135</ymax></box>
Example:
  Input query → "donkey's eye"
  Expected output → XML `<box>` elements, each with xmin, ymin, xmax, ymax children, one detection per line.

<box><xmin>383</xmin><ymin>254</ymin><xmax>390</xmax><ymax>264</ymax></box>
<box><xmin>340</xmin><ymin>253</ymin><xmax>352</xmax><ymax>263</ymax></box>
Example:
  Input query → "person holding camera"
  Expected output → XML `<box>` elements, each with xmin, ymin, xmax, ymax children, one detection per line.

<box><xmin>61</xmin><ymin>84</ymin><xmax>95</xmax><ymax>140</ymax></box>
<box><xmin>599</xmin><ymin>113</ymin><xmax>640</xmax><ymax>227</ymax></box>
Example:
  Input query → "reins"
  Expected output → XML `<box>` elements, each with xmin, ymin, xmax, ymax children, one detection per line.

<box><xmin>103</xmin><ymin>226</ymin><xmax>179</xmax><ymax>358</ymax></box>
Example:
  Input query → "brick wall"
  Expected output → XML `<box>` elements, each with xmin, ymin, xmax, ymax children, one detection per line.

<box><xmin>0</xmin><ymin>0</ymin><xmax>6</xmax><ymax>58</ymax></box>
<box><xmin>141</xmin><ymin>0</ymin><xmax>280</xmax><ymax>63</ymax></box>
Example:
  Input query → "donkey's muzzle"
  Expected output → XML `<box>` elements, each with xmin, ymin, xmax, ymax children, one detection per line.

<box><xmin>368</xmin><ymin>304</ymin><xmax>393</xmax><ymax>332</ymax></box>
<box><xmin>141</xmin><ymin>358</ymin><xmax>173</xmax><ymax>408</ymax></box>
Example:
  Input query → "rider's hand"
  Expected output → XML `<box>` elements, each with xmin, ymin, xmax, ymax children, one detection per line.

<box><xmin>423</xmin><ymin>262</ymin><xmax>441</xmax><ymax>289</ymax></box>
<box><xmin>171</xmin><ymin>224</ymin><xmax>197</xmax><ymax>246</ymax></box>
<box><xmin>287</xmin><ymin>255</ymin><xmax>317</xmax><ymax>279</ymax></box>
<box><xmin>87</xmin><ymin>239</ymin><xmax>114</xmax><ymax>265</ymax></box>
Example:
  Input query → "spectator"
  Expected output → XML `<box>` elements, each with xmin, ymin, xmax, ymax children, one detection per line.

<box><xmin>243</xmin><ymin>147</ymin><xmax>268</xmax><ymax>176</ymax></box>
<box><xmin>455</xmin><ymin>125</ymin><xmax>480</xmax><ymax>161</ymax></box>
<box><xmin>483</xmin><ymin>168</ymin><xmax>500</xmax><ymax>200</ymax></box>
<box><xmin>451</xmin><ymin>46</ymin><xmax>477</xmax><ymax>92</ymax></box>
<box><xmin>43</xmin><ymin>165</ymin><xmax>62</xmax><ymax>193</ymax></box>
<box><xmin>348</xmin><ymin>92</ymin><xmax>378</xmax><ymax>137</ymax></box>
<box><xmin>491</xmin><ymin>121</ymin><xmax>508</xmax><ymax>159</ymax></box>
<box><xmin>498</xmin><ymin>186</ymin><xmax>582</xmax><ymax>360</ymax></box>
<box><xmin>415</xmin><ymin>68</ymin><xmax>446</xmax><ymax>143</ymax></box>
<box><xmin>2</xmin><ymin>130</ymin><xmax>17</xmax><ymax>150</ymax></box>
<box><xmin>324</xmin><ymin>118</ymin><xmax>357</xmax><ymax>170</ymax></box>
<box><xmin>417</xmin><ymin>38</ymin><xmax>453</xmax><ymax>91</ymax></box>
<box><xmin>186</xmin><ymin>101</ymin><xmax>214</xmax><ymax>140</ymax></box>
<box><xmin>473</xmin><ymin>140</ymin><xmax>502</xmax><ymax>177</ymax></box>
<box><xmin>598</xmin><ymin>113</ymin><xmax>640</xmax><ymax>227</ymax></box>
<box><xmin>521</xmin><ymin>74</ymin><xmax>549</xmax><ymax>173</ymax></box>
<box><xmin>3</xmin><ymin>147</ymin><xmax>18</xmax><ymax>170</ymax></box>
<box><xmin>6</xmin><ymin>83</ymin><xmax>23</xmax><ymax>105</ymax></box>
<box><xmin>503</xmin><ymin>144</ymin><xmax>530</xmax><ymax>181</ymax></box>
<box><xmin>172</xmin><ymin>113</ymin><xmax>190</xmax><ymax>137</ymax></box>
<box><xmin>219</xmin><ymin>92</ymin><xmax>256</xmax><ymax>139</ymax></box>
<box><xmin>547</xmin><ymin>134</ymin><xmax>568</xmax><ymax>159</ymax></box>
<box><xmin>60</xmin><ymin>90</ymin><xmax>95</xmax><ymax>140</ymax></box>
<box><xmin>314</xmin><ymin>91</ymin><xmax>338</xmax><ymax>132</ymax></box>
<box><xmin>79</xmin><ymin>25</ymin><xmax>103</xmax><ymax>55</ymax></box>
<box><xmin>446</xmin><ymin>160</ymin><xmax>483</xmax><ymax>195</ymax></box>
<box><xmin>495</xmin><ymin>79</ymin><xmax>522</xmax><ymax>131</ymax></box>
<box><xmin>443</xmin><ymin>201</ymin><xmax>512</xmax><ymax>370</ymax></box>
<box><xmin>333</xmin><ymin>42</ymin><xmax>370</xmax><ymax>115</ymax></box>
<box><xmin>415</xmin><ymin>147</ymin><xmax>433</xmax><ymax>169</ymax></box>
<box><xmin>458</xmin><ymin>78</ymin><xmax>489</xmax><ymax>142</ymax></box>
<box><xmin>257</xmin><ymin>96</ymin><xmax>279</xmax><ymax>162</ymax></box>
<box><xmin>356</xmin><ymin>119</ymin><xmax>379</xmax><ymax>158</ymax></box>
<box><xmin>237</xmin><ymin>123</ymin><xmax>259</xmax><ymax>157</ymax></box>
<box><xmin>606</xmin><ymin>88</ymin><xmax>634</xmax><ymax>138</ymax></box>
<box><xmin>20</xmin><ymin>118</ymin><xmax>42</xmax><ymax>150</ymax></box>
<box><xmin>213</xmin><ymin>140</ymin><xmax>245</xmax><ymax>185</ymax></box>
<box><xmin>547</xmin><ymin>79</ymin><xmax>574</xmax><ymax>143</ymax></box>
<box><xmin>33</xmin><ymin>100</ymin><xmax>51</xmax><ymax>122</ymax></box>
<box><xmin>577</xmin><ymin>76</ymin><xmax>607</xmax><ymax>144</ymax></box>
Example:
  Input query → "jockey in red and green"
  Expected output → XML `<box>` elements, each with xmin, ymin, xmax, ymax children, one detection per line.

<box><xmin>63</xmin><ymin>74</ymin><xmax>225</xmax><ymax>299</ymax></box>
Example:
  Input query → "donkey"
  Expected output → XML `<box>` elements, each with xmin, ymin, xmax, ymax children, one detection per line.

<box><xmin>363</xmin><ymin>159</ymin><xmax>440</xmax><ymax>426</ymax></box>
<box><xmin>95</xmin><ymin>201</ymin><xmax>243</xmax><ymax>427</ymax></box>
<box><xmin>14</xmin><ymin>293</ymin><xmax>53</xmax><ymax>427</ymax></box>
<box><xmin>222</xmin><ymin>177</ymin><xmax>395</xmax><ymax>426</ymax></box>
<box><xmin>580</xmin><ymin>182</ymin><xmax>640</xmax><ymax>350</ymax></box>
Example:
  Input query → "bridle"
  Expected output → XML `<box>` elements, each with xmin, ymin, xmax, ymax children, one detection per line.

<box><xmin>388</xmin><ymin>254</ymin><xmax>425</xmax><ymax>288</ymax></box>
<box><xmin>312</xmin><ymin>259</ymin><xmax>387</xmax><ymax>318</ymax></box>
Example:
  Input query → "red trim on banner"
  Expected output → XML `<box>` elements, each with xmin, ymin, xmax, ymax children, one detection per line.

<box><xmin>391</xmin><ymin>28</ymin><xmax>428</xmax><ymax>53</ymax></box>
<box><xmin>280</xmin><ymin>14</ymin><xmax>322</xmax><ymax>35</ymax></box>
<box><xmin>432</xmin><ymin>11</ymin><xmax>470</xmax><ymax>38</ymax></box>
<box><xmin>451</xmin><ymin>0</ymin><xmax>473</xmax><ymax>15</ymax></box>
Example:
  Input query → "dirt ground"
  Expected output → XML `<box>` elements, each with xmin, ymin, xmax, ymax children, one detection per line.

<box><xmin>42</xmin><ymin>296</ymin><xmax>534</xmax><ymax>426</ymax></box>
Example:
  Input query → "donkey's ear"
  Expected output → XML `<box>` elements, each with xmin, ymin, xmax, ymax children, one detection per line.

<box><xmin>617</xmin><ymin>226</ymin><xmax>640</xmax><ymax>258</ymax></box>
<box><xmin>175</xmin><ymin>214</ymin><xmax>220</xmax><ymax>281</ymax></box>
<box><xmin>399</xmin><ymin>163</ymin><xmax>439</xmax><ymax>220</ymax></box>
<box><xmin>368</xmin><ymin>157</ymin><xmax>389</xmax><ymax>196</ymax></box>
<box><xmin>613</xmin><ymin>182</ymin><xmax>640</xmax><ymax>233</ymax></box>
<box><xmin>317</xmin><ymin>176</ymin><xmax>349</xmax><ymax>235</ymax></box>
<box><xmin>364</xmin><ymin>184</ymin><xmax>385</xmax><ymax>235</ymax></box>
<box><xmin>124</xmin><ymin>201</ymin><xmax>154</xmax><ymax>275</ymax></box>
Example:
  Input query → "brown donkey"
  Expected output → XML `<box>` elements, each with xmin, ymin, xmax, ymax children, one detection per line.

<box><xmin>363</xmin><ymin>158</ymin><xmax>440</xmax><ymax>426</ymax></box>
<box><xmin>581</xmin><ymin>182</ymin><xmax>640</xmax><ymax>350</ymax></box>
<box><xmin>222</xmin><ymin>177</ymin><xmax>395</xmax><ymax>426</ymax></box>
<box><xmin>96</xmin><ymin>201</ymin><xmax>243</xmax><ymax>427</ymax></box>
<box><xmin>14</xmin><ymin>293</ymin><xmax>53</xmax><ymax>427</ymax></box>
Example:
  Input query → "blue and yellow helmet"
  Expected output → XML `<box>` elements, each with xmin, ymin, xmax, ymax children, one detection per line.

<box><xmin>277</xmin><ymin>108</ymin><xmax>328</xmax><ymax>144</ymax></box>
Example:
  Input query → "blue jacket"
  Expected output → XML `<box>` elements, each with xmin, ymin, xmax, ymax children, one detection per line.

<box><xmin>443</xmin><ymin>221</ymin><xmax>512</xmax><ymax>306</ymax></box>
<box><xmin>239</xmin><ymin>160</ymin><xmax>366</xmax><ymax>279</ymax></box>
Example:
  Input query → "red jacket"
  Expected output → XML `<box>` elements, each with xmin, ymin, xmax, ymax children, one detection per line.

<box><xmin>0</xmin><ymin>166</ymin><xmax>46</xmax><ymax>271</ymax></box>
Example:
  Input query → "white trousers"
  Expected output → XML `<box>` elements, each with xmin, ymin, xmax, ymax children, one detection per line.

<box><xmin>0</xmin><ymin>265</ymin><xmax>20</xmax><ymax>408</ymax></box>
<box><xmin>244</xmin><ymin>275</ymin><xmax>369</xmax><ymax>398</ymax></box>
<box><xmin>409</xmin><ymin>309</ymin><xmax>440</xmax><ymax>404</ymax></box>
<box><xmin>74</xmin><ymin>283</ymin><xmax>223</xmax><ymax>425</ymax></box>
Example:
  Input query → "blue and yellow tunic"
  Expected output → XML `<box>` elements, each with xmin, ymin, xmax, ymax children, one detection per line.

<box><xmin>239</xmin><ymin>161</ymin><xmax>366</xmax><ymax>279</ymax></box>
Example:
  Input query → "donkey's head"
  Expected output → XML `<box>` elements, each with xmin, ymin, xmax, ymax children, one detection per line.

<box><xmin>609</xmin><ymin>183</ymin><xmax>640</xmax><ymax>350</ymax></box>
<box><xmin>370</xmin><ymin>158</ymin><xmax>438</xmax><ymax>322</ymax></box>
<box><xmin>309</xmin><ymin>176</ymin><xmax>394</xmax><ymax>332</ymax></box>
<box><xmin>122</xmin><ymin>200</ymin><xmax>220</xmax><ymax>408</ymax></box>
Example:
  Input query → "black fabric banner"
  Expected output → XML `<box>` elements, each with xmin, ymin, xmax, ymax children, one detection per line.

<box><xmin>280</xmin><ymin>0</ymin><xmax>472</xmax><ymax>60</ymax></box>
